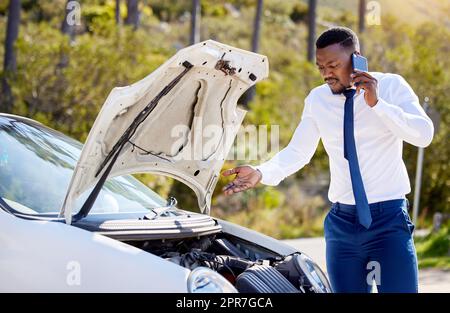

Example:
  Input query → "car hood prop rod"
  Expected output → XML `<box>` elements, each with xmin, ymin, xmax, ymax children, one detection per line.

<box><xmin>72</xmin><ymin>61</ymin><xmax>194</xmax><ymax>223</ymax></box>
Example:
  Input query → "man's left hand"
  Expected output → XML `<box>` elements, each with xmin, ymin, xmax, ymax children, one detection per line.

<box><xmin>351</xmin><ymin>70</ymin><xmax>379</xmax><ymax>107</ymax></box>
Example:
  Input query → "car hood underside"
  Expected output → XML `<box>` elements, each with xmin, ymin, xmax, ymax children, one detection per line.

<box><xmin>59</xmin><ymin>40</ymin><xmax>269</xmax><ymax>224</ymax></box>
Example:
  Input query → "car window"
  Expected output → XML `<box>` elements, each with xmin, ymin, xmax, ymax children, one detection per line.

<box><xmin>0</xmin><ymin>117</ymin><xmax>166</xmax><ymax>215</ymax></box>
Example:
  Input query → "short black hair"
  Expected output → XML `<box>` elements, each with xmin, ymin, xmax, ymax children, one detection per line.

<box><xmin>315</xmin><ymin>26</ymin><xmax>360</xmax><ymax>51</ymax></box>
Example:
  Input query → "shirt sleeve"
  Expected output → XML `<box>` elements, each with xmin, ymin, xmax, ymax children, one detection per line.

<box><xmin>371</xmin><ymin>74</ymin><xmax>434</xmax><ymax>147</ymax></box>
<box><xmin>252</xmin><ymin>95</ymin><xmax>321</xmax><ymax>186</ymax></box>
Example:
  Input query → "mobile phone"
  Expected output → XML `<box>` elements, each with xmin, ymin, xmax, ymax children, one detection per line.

<box><xmin>351</xmin><ymin>53</ymin><xmax>368</xmax><ymax>87</ymax></box>
<box><xmin>351</xmin><ymin>53</ymin><xmax>368</xmax><ymax>72</ymax></box>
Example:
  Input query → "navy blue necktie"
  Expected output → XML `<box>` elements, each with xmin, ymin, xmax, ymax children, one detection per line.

<box><xmin>343</xmin><ymin>89</ymin><xmax>372</xmax><ymax>229</ymax></box>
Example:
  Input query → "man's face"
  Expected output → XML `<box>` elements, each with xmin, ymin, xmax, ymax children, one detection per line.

<box><xmin>316</xmin><ymin>43</ymin><xmax>354</xmax><ymax>94</ymax></box>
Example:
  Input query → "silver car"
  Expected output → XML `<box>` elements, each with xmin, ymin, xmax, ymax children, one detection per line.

<box><xmin>0</xmin><ymin>40</ymin><xmax>331</xmax><ymax>293</ymax></box>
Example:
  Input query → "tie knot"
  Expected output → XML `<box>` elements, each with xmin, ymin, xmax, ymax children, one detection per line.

<box><xmin>343</xmin><ymin>88</ymin><xmax>356</xmax><ymax>99</ymax></box>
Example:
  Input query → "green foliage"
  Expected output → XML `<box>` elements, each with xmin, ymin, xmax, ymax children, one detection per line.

<box><xmin>289</xmin><ymin>2</ymin><xmax>308</xmax><ymax>24</ymax></box>
<box><xmin>0</xmin><ymin>0</ymin><xmax>8</xmax><ymax>15</ymax></box>
<box><xmin>212</xmin><ymin>180</ymin><xmax>327</xmax><ymax>239</ymax></box>
<box><xmin>149</xmin><ymin>0</ymin><xmax>189</xmax><ymax>22</ymax></box>
<box><xmin>416</xmin><ymin>224</ymin><xmax>450</xmax><ymax>269</ymax></box>
<box><xmin>12</xmin><ymin>18</ymin><xmax>173</xmax><ymax>141</ymax></box>
<box><xmin>201</xmin><ymin>1</ymin><xmax>228</xmax><ymax>17</ymax></box>
<box><xmin>82</xmin><ymin>1</ymin><xmax>116</xmax><ymax>28</ymax></box>
<box><xmin>19</xmin><ymin>0</ymin><xmax>66</xmax><ymax>25</ymax></box>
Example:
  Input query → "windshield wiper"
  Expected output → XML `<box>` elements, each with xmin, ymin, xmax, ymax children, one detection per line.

<box><xmin>0</xmin><ymin>196</ymin><xmax>59</xmax><ymax>221</ymax></box>
<box><xmin>146</xmin><ymin>196</ymin><xmax>178</xmax><ymax>220</ymax></box>
<box><xmin>72</xmin><ymin>61</ymin><xmax>194</xmax><ymax>223</ymax></box>
<box><xmin>0</xmin><ymin>196</ymin><xmax>14</xmax><ymax>214</ymax></box>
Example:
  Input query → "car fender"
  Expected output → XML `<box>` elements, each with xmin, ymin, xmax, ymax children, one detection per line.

<box><xmin>0</xmin><ymin>209</ymin><xmax>190</xmax><ymax>292</ymax></box>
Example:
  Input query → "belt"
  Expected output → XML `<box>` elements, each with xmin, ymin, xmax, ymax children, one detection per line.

<box><xmin>331</xmin><ymin>198</ymin><xmax>408</xmax><ymax>214</ymax></box>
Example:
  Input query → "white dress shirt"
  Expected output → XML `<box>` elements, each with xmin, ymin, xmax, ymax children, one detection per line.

<box><xmin>254</xmin><ymin>72</ymin><xmax>434</xmax><ymax>205</ymax></box>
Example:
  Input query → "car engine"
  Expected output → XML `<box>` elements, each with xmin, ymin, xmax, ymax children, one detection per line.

<box><xmin>125</xmin><ymin>234</ymin><xmax>331</xmax><ymax>293</ymax></box>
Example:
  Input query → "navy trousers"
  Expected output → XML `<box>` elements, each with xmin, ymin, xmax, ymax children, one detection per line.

<box><xmin>324</xmin><ymin>198</ymin><xmax>418</xmax><ymax>293</ymax></box>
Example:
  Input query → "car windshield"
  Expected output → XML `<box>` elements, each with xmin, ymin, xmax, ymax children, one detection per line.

<box><xmin>0</xmin><ymin>116</ymin><xmax>167</xmax><ymax>215</ymax></box>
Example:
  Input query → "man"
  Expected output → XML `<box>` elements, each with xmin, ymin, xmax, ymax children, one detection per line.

<box><xmin>221</xmin><ymin>27</ymin><xmax>434</xmax><ymax>293</ymax></box>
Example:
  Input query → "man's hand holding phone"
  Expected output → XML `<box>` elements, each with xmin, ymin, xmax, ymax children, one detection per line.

<box><xmin>351</xmin><ymin>53</ymin><xmax>379</xmax><ymax>107</ymax></box>
<box><xmin>351</xmin><ymin>70</ymin><xmax>379</xmax><ymax>107</ymax></box>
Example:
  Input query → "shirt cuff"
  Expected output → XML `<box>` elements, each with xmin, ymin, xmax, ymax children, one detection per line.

<box><xmin>251</xmin><ymin>163</ymin><xmax>284</xmax><ymax>186</ymax></box>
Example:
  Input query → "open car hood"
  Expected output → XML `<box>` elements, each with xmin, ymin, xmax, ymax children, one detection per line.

<box><xmin>59</xmin><ymin>40</ymin><xmax>269</xmax><ymax>224</ymax></box>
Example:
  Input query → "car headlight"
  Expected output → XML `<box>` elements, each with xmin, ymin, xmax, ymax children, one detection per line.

<box><xmin>295</xmin><ymin>253</ymin><xmax>333</xmax><ymax>293</ymax></box>
<box><xmin>187</xmin><ymin>267</ymin><xmax>237</xmax><ymax>293</ymax></box>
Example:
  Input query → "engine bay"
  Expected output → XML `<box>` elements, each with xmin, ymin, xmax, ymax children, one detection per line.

<box><xmin>124</xmin><ymin>233</ymin><xmax>332</xmax><ymax>293</ymax></box>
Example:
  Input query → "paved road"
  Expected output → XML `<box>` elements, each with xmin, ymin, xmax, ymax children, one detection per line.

<box><xmin>282</xmin><ymin>237</ymin><xmax>450</xmax><ymax>293</ymax></box>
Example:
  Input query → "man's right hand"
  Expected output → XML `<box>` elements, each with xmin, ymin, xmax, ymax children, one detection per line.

<box><xmin>221</xmin><ymin>165</ymin><xmax>262</xmax><ymax>195</ymax></box>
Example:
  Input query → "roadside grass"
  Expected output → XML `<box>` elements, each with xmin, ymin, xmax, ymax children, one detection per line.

<box><xmin>415</xmin><ymin>223</ymin><xmax>450</xmax><ymax>270</ymax></box>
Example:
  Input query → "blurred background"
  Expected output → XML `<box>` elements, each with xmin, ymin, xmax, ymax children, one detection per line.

<box><xmin>0</xmin><ymin>0</ymin><xmax>448</xmax><ymax>269</ymax></box>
